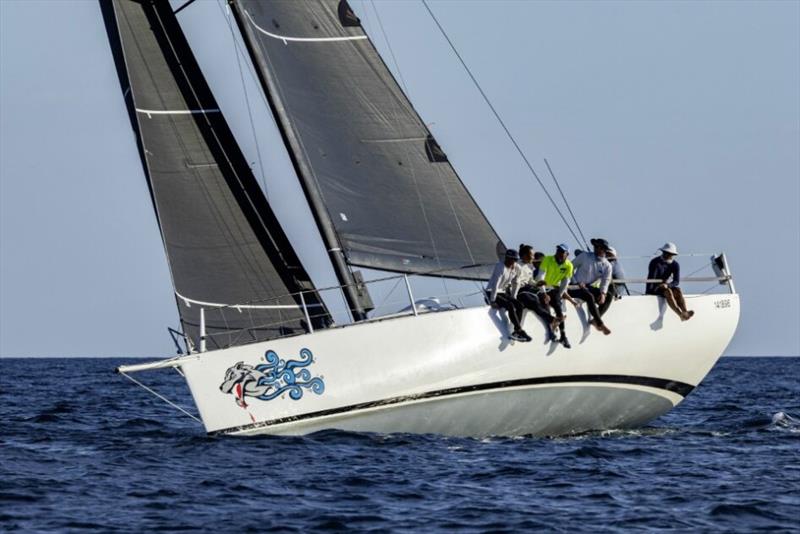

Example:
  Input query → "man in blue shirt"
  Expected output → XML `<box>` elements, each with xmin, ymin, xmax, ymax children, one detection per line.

<box><xmin>646</xmin><ymin>242</ymin><xmax>695</xmax><ymax>321</ymax></box>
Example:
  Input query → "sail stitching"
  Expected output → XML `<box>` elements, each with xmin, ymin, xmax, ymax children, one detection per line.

<box><xmin>244</xmin><ymin>9</ymin><xmax>367</xmax><ymax>43</ymax></box>
<box><xmin>431</xmin><ymin>152</ymin><xmax>475</xmax><ymax>265</ymax></box>
<box><xmin>396</xmin><ymin>129</ymin><xmax>441</xmax><ymax>269</ymax></box>
<box><xmin>356</xmin><ymin>7</ymin><xmax>500</xmax><ymax>274</ymax></box>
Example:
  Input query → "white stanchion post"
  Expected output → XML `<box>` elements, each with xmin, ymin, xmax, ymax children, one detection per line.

<box><xmin>299</xmin><ymin>291</ymin><xmax>313</xmax><ymax>333</ymax></box>
<box><xmin>404</xmin><ymin>274</ymin><xmax>418</xmax><ymax>316</ymax></box>
<box><xmin>199</xmin><ymin>307</ymin><xmax>206</xmax><ymax>353</ymax></box>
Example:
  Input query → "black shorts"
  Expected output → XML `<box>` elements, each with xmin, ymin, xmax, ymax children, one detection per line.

<box><xmin>649</xmin><ymin>286</ymin><xmax>673</xmax><ymax>298</ymax></box>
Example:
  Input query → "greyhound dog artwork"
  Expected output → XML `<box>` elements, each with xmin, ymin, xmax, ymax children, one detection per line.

<box><xmin>219</xmin><ymin>348</ymin><xmax>325</xmax><ymax>408</ymax></box>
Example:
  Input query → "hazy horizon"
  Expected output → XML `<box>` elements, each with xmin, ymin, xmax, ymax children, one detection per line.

<box><xmin>2</xmin><ymin>354</ymin><xmax>797</xmax><ymax>359</ymax></box>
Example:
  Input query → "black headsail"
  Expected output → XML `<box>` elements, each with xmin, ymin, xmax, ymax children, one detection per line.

<box><xmin>229</xmin><ymin>1</ymin><xmax>504</xmax><ymax>288</ymax></box>
<box><xmin>101</xmin><ymin>0</ymin><xmax>329</xmax><ymax>350</ymax></box>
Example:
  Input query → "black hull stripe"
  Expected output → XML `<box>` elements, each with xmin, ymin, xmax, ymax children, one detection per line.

<box><xmin>212</xmin><ymin>375</ymin><xmax>695</xmax><ymax>436</ymax></box>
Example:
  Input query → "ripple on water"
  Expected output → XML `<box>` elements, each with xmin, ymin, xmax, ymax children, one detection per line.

<box><xmin>0</xmin><ymin>357</ymin><xmax>798</xmax><ymax>531</ymax></box>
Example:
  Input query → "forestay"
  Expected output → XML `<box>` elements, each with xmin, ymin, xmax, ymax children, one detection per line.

<box><xmin>231</xmin><ymin>0</ymin><xmax>504</xmax><ymax>279</ymax></box>
<box><xmin>101</xmin><ymin>0</ymin><xmax>328</xmax><ymax>350</ymax></box>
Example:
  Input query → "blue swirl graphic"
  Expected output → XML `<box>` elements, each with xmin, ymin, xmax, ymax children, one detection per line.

<box><xmin>252</xmin><ymin>348</ymin><xmax>325</xmax><ymax>401</ymax></box>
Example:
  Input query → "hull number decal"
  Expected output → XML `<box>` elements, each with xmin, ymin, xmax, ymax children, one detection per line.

<box><xmin>714</xmin><ymin>298</ymin><xmax>731</xmax><ymax>309</ymax></box>
<box><xmin>220</xmin><ymin>349</ymin><xmax>325</xmax><ymax>409</ymax></box>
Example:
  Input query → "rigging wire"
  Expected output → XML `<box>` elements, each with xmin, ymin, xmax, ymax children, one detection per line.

<box><xmin>683</xmin><ymin>261</ymin><xmax>714</xmax><ymax>279</ymax></box>
<box><xmin>420</xmin><ymin>0</ymin><xmax>583</xmax><ymax>247</ymax></box>
<box><xmin>120</xmin><ymin>372</ymin><xmax>202</xmax><ymax>423</ymax></box>
<box><xmin>544</xmin><ymin>158</ymin><xmax>589</xmax><ymax>249</ymax></box>
<box><xmin>214</xmin><ymin>0</ymin><xmax>270</xmax><ymax>198</ymax></box>
<box><xmin>368</xmin><ymin>0</ymin><xmax>411</xmax><ymax>98</ymax></box>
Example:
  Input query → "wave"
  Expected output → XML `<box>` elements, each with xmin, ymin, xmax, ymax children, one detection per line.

<box><xmin>769</xmin><ymin>412</ymin><xmax>800</xmax><ymax>433</ymax></box>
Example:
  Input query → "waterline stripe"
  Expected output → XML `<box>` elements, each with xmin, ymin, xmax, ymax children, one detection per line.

<box><xmin>213</xmin><ymin>374</ymin><xmax>695</xmax><ymax>435</ymax></box>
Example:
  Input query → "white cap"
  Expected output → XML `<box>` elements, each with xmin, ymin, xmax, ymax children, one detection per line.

<box><xmin>606</xmin><ymin>246</ymin><xmax>617</xmax><ymax>258</ymax></box>
<box><xmin>659</xmin><ymin>242</ymin><xmax>679</xmax><ymax>255</ymax></box>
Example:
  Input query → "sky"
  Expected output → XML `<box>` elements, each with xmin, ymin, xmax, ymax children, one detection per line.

<box><xmin>1</xmin><ymin>0</ymin><xmax>798</xmax><ymax>357</ymax></box>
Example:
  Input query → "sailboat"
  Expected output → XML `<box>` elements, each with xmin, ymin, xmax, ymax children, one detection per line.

<box><xmin>104</xmin><ymin>0</ymin><xmax>739</xmax><ymax>437</ymax></box>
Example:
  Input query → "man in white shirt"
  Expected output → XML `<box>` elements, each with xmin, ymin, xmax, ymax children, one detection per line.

<box><xmin>517</xmin><ymin>244</ymin><xmax>559</xmax><ymax>343</ymax></box>
<box><xmin>569</xmin><ymin>238</ymin><xmax>613</xmax><ymax>335</ymax></box>
<box><xmin>486</xmin><ymin>249</ymin><xmax>531</xmax><ymax>342</ymax></box>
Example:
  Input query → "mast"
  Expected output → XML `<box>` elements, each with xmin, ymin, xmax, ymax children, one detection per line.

<box><xmin>228</xmin><ymin>0</ymin><xmax>369</xmax><ymax>322</ymax></box>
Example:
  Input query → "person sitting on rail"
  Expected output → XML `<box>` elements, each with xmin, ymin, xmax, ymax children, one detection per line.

<box><xmin>600</xmin><ymin>245</ymin><xmax>629</xmax><ymax>316</ymax></box>
<box><xmin>517</xmin><ymin>244</ymin><xmax>560</xmax><ymax>343</ymax></box>
<box><xmin>646</xmin><ymin>242</ymin><xmax>695</xmax><ymax>321</ymax></box>
<box><xmin>486</xmin><ymin>249</ymin><xmax>531</xmax><ymax>342</ymax></box>
<box><xmin>532</xmin><ymin>251</ymin><xmax>545</xmax><ymax>279</ymax></box>
<box><xmin>569</xmin><ymin>238</ymin><xmax>613</xmax><ymax>335</ymax></box>
<box><xmin>536</xmin><ymin>244</ymin><xmax>577</xmax><ymax>348</ymax></box>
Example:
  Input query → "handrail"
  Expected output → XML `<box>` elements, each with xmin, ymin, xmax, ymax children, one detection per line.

<box><xmin>177</xmin><ymin>262</ymin><xmax>495</xmax><ymax>314</ymax></box>
<box><xmin>611</xmin><ymin>276</ymin><xmax>730</xmax><ymax>284</ymax></box>
<box><xmin>180</xmin><ymin>253</ymin><xmax>734</xmax><ymax>354</ymax></box>
<box><xmin>196</xmin><ymin>276</ymin><xmax>732</xmax><ymax>339</ymax></box>
<box><xmin>613</xmin><ymin>253</ymin><xmax>718</xmax><ymax>260</ymax></box>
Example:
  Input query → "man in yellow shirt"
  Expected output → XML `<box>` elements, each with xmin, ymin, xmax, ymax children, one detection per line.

<box><xmin>536</xmin><ymin>244</ymin><xmax>577</xmax><ymax>348</ymax></box>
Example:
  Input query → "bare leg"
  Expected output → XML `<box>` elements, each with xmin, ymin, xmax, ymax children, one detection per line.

<box><xmin>662</xmin><ymin>288</ymin><xmax>684</xmax><ymax>318</ymax></box>
<box><xmin>672</xmin><ymin>288</ymin><xmax>694</xmax><ymax>320</ymax></box>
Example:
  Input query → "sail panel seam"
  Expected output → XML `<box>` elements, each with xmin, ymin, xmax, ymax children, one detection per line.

<box><xmin>136</xmin><ymin>108</ymin><xmax>220</xmax><ymax>115</ymax></box>
<box><xmin>175</xmin><ymin>290</ymin><xmax>324</xmax><ymax>310</ymax></box>
<box><xmin>244</xmin><ymin>9</ymin><xmax>367</xmax><ymax>43</ymax></box>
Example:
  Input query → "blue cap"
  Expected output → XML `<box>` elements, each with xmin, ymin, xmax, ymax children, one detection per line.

<box><xmin>556</xmin><ymin>243</ymin><xmax>570</xmax><ymax>253</ymax></box>
<box><xmin>505</xmin><ymin>249</ymin><xmax>520</xmax><ymax>260</ymax></box>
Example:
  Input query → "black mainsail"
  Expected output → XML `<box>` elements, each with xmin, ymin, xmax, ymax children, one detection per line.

<box><xmin>229</xmin><ymin>1</ymin><xmax>504</xmax><ymax>287</ymax></box>
<box><xmin>101</xmin><ymin>0</ymin><xmax>328</xmax><ymax>350</ymax></box>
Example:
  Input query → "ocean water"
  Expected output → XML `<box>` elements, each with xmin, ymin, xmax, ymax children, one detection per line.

<box><xmin>1</xmin><ymin>357</ymin><xmax>797</xmax><ymax>532</ymax></box>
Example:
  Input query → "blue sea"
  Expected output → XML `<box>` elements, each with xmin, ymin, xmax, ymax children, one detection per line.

<box><xmin>1</xmin><ymin>357</ymin><xmax>798</xmax><ymax>531</ymax></box>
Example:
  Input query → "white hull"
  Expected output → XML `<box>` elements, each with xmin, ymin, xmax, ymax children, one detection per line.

<box><xmin>168</xmin><ymin>293</ymin><xmax>739</xmax><ymax>437</ymax></box>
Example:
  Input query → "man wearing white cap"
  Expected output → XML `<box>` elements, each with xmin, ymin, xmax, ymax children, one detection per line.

<box><xmin>646</xmin><ymin>242</ymin><xmax>694</xmax><ymax>321</ymax></box>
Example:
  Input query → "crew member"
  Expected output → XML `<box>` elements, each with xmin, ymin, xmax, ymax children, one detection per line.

<box><xmin>486</xmin><ymin>249</ymin><xmax>531</xmax><ymax>342</ymax></box>
<box><xmin>601</xmin><ymin>246</ymin><xmax>628</xmax><ymax>315</ymax></box>
<box><xmin>532</xmin><ymin>251</ymin><xmax>545</xmax><ymax>279</ymax></box>
<box><xmin>646</xmin><ymin>242</ymin><xmax>694</xmax><ymax>321</ymax></box>
<box><xmin>517</xmin><ymin>244</ymin><xmax>559</xmax><ymax>343</ymax></box>
<box><xmin>536</xmin><ymin>244</ymin><xmax>576</xmax><ymax>348</ymax></box>
<box><xmin>569</xmin><ymin>238</ymin><xmax>613</xmax><ymax>335</ymax></box>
